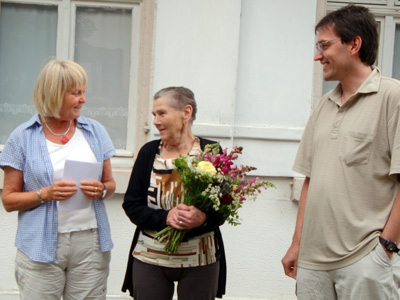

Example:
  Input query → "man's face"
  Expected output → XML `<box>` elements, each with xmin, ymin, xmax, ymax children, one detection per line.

<box><xmin>314</xmin><ymin>26</ymin><xmax>352</xmax><ymax>82</ymax></box>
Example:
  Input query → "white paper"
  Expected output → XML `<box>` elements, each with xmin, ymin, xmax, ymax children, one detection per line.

<box><xmin>59</xmin><ymin>159</ymin><xmax>101</xmax><ymax>211</ymax></box>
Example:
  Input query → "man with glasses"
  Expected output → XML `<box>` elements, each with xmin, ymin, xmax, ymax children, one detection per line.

<box><xmin>282</xmin><ymin>4</ymin><xmax>400</xmax><ymax>300</ymax></box>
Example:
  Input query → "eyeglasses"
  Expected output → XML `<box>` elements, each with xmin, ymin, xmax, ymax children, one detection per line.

<box><xmin>315</xmin><ymin>38</ymin><xmax>338</xmax><ymax>53</ymax></box>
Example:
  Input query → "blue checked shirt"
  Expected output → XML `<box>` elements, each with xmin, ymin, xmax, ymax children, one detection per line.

<box><xmin>0</xmin><ymin>114</ymin><xmax>115</xmax><ymax>262</ymax></box>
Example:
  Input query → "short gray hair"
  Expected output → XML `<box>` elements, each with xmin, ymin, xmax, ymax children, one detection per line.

<box><xmin>154</xmin><ymin>86</ymin><xmax>197</xmax><ymax>123</ymax></box>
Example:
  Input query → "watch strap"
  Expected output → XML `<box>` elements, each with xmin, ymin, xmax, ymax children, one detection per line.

<box><xmin>379</xmin><ymin>236</ymin><xmax>400</xmax><ymax>253</ymax></box>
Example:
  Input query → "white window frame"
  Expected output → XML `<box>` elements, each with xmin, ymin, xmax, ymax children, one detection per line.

<box><xmin>329</xmin><ymin>0</ymin><xmax>387</xmax><ymax>4</ymax></box>
<box><xmin>375</xmin><ymin>16</ymin><xmax>385</xmax><ymax>71</ymax></box>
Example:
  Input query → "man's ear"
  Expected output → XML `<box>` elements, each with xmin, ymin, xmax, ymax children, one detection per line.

<box><xmin>350</xmin><ymin>36</ymin><xmax>362</xmax><ymax>56</ymax></box>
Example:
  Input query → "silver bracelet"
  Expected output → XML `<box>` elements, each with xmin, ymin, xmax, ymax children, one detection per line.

<box><xmin>37</xmin><ymin>189</ymin><xmax>45</xmax><ymax>204</ymax></box>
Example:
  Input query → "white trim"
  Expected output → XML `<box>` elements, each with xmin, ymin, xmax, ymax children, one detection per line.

<box><xmin>151</xmin><ymin>123</ymin><xmax>304</xmax><ymax>142</ymax></box>
<box><xmin>0</xmin><ymin>0</ymin><xmax>58</xmax><ymax>5</ymax></box>
<box><xmin>58</xmin><ymin>0</ymin><xmax>70</xmax><ymax>59</ymax></box>
<box><xmin>375</xmin><ymin>17</ymin><xmax>385</xmax><ymax>70</ymax></box>
<box><xmin>125</xmin><ymin>3</ymin><xmax>142</xmax><ymax>153</ymax></box>
<box><xmin>328</xmin><ymin>2</ymin><xmax>400</xmax><ymax>16</ymax></box>
<box><xmin>381</xmin><ymin>16</ymin><xmax>396</xmax><ymax>77</ymax></box>
<box><xmin>233</xmin><ymin>126</ymin><xmax>304</xmax><ymax>141</ymax></box>
<box><xmin>71</xmin><ymin>0</ymin><xmax>137</xmax><ymax>11</ymax></box>
<box><xmin>328</xmin><ymin>0</ymin><xmax>387</xmax><ymax>4</ymax></box>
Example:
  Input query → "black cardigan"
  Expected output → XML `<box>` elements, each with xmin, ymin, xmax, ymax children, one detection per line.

<box><xmin>121</xmin><ymin>138</ymin><xmax>227</xmax><ymax>298</ymax></box>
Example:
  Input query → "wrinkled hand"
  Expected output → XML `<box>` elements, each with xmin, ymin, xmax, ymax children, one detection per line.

<box><xmin>282</xmin><ymin>243</ymin><xmax>300</xmax><ymax>279</ymax></box>
<box><xmin>80</xmin><ymin>181</ymin><xmax>104</xmax><ymax>200</ymax></box>
<box><xmin>44</xmin><ymin>180</ymin><xmax>77</xmax><ymax>201</ymax></box>
<box><xmin>167</xmin><ymin>204</ymin><xmax>206</xmax><ymax>230</ymax></box>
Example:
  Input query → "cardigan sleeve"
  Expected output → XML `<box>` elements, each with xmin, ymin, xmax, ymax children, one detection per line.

<box><xmin>122</xmin><ymin>141</ymin><xmax>169</xmax><ymax>231</ymax></box>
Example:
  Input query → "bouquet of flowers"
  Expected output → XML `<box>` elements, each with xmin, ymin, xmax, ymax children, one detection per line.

<box><xmin>155</xmin><ymin>143</ymin><xmax>274</xmax><ymax>253</ymax></box>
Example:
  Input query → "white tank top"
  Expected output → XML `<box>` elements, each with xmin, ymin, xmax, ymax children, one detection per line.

<box><xmin>46</xmin><ymin>127</ymin><xmax>98</xmax><ymax>233</ymax></box>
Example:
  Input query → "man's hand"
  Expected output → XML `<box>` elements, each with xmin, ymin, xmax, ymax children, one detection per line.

<box><xmin>282</xmin><ymin>243</ymin><xmax>300</xmax><ymax>279</ymax></box>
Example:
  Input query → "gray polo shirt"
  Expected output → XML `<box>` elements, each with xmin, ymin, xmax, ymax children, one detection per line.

<box><xmin>294</xmin><ymin>68</ymin><xmax>400</xmax><ymax>270</ymax></box>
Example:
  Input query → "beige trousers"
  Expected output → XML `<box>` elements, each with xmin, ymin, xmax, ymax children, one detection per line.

<box><xmin>15</xmin><ymin>228</ymin><xmax>111</xmax><ymax>300</ymax></box>
<box><xmin>297</xmin><ymin>243</ymin><xmax>400</xmax><ymax>300</ymax></box>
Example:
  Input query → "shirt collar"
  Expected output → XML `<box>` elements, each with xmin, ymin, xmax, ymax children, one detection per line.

<box><xmin>329</xmin><ymin>67</ymin><xmax>381</xmax><ymax>107</ymax></box>
<box><xmin>24</xmin><ymin>114</ymin><xmax>90</xmax><ymax>130</ymax></box>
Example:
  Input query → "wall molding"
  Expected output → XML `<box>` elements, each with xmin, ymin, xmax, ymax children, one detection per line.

<box><xmin>150</xmin><ymin>123</ymin><xmax>305</xmax><ymax>142</ymax></box>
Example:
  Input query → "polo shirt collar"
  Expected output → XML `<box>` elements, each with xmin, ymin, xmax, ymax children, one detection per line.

<box><xmin>328</xmin><ymin>67</ymin><xmax>381</xmax><ymax>107</ymax></box>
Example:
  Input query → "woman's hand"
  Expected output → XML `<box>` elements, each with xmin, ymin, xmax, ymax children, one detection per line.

<box><xmin>167</xmin><ymin>204</ymin><xmax>206</xmax><ymax>230</ymax></box>
<box><xmin>2</xmin><ymin>167</ymin><xmax>78</xmax><ymax>211</ymax></box>
<box><xmin>43</xmin><ymin>180</ymin><xmax>78</xmax><ymax>201</ymax></box>
<box><xmin>80</xmin><ymin>180</ymin><xmax>105</xmax><ymax>200</ymax></box>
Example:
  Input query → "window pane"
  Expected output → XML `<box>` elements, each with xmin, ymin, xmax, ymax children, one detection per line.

<box><xmin>0</xmin><ymin>3</ymin><xmax>57</xmax><ymax>144</ymax></box>
<box><xmin>74</xmin><ymin>7</ymin><xmax>132</xmax><ymax>150</ymax></box>
<box><xmin>393</xmin><ymin>24</ymin><xmax>400</xmax><ymax>80</ymax></box>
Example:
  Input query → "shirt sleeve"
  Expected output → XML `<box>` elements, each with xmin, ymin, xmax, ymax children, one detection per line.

<box><xmin>0</xmin><ymin>126</ymin><xmax>25</xmax><ymax>171</ymax></box>
<box><xmin>388</xmin><ymin>102</ymin><xmax>400</xmax><ymax>181</ymax></box>
<box><xmin>293</xmin><ymin>113</ymin><xmax>314</xmax><ymax>177</ymax></box>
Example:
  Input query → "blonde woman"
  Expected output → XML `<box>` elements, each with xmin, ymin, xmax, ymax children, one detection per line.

<box><xmin>0</xmin><ymin>60</ymin><xmax>116</xmax><ymax>300</ymax></box>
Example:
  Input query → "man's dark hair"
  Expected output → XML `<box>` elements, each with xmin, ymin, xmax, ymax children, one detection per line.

<box><xmin>315</xmin><ymin>5</ymin><xmax>378</xmax><ymax>65</ymax></box>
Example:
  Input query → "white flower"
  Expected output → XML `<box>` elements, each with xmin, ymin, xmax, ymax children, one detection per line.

<box><xmin>196</xmin><ymin>161</ymin><xmax>217</xmax><ymax>176</ymax></box>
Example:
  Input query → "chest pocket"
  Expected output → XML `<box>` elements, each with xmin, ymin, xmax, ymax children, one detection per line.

<box><xmin>340</xmin><ymin>131</ymin><xmax>374</xmax><ymax>166</ymax></box>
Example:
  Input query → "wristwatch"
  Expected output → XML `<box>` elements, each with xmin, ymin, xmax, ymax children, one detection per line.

<box><xmin>100</xmin><ymin>183</ymin><xmax>107</xmax><ymax>200</ymax></box>
<box><xmin>379</xmin><ymin>237</ymin><xmax>400</xmax><ymax>253</ymax></box>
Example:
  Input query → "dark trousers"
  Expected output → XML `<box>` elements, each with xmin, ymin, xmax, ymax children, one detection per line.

<box><xmin>132</xmin><ymin>259</ymin><xmax>220</xmax><ymax>300</ymax></box>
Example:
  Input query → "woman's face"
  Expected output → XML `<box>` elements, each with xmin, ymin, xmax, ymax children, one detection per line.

<box><xmin>59</xmin><ymin>85</ymin><xmax>86</xmax><ymax>120</ymax></box>
<box><xmin>152</xmin><ymin>96</ymin><xmax>186</xmax><ymax>142</ymax></box>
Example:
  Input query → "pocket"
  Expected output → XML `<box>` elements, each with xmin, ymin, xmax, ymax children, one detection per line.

<box><xmin>372</xmin><ymin>243</ymin><xmax>392</xmax><ymax>266</ymax></box>
<box><xmin>340</xmin><ymin>131</ymin><xmax>374</xmax><ymax>166</ymax></box>
<box><xmin>90</xmin><ymin>230</ymin><xmax>111</xmax><ymax>270</ymax></box>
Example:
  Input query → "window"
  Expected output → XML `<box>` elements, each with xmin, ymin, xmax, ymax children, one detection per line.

<box><xmin>0</xmin><ymin>0</ymin><xmax>142</xmax><ymax>159</ymax></box>
<box><xmin>0</xmin><ymin>2</ymin><xmax>57</xmax><ymax>145</ymax></box>
<box><xmin>393</xmin><ymin>23</ymin><xmax>400</xmax><ymax>80</ymax></box>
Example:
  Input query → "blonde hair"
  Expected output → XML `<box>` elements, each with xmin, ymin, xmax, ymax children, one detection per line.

<box><xmin>33</xmin><ymin>60</ymin><xmax>87</xmax><ymax>118</ymax></box>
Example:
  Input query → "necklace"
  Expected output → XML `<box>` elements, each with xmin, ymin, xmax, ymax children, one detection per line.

<box><xmin>43</xmin><ymin>118</ymin><xmax>72</xmax><ymax>144</ymax></box>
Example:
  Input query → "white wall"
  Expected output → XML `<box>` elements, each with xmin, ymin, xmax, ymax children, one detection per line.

<box><xmin>234</xmin><ymin>0</ymin><xmax>317</xmax><ymax>177</ymax></box>
<box><xmin>0</xmin><ymin>0</ymin><xmax>319</xmax><ymax>299</ymax></box>
<box><xmin>150</xmin><ymin>0</ymin><xmax>317</xmax><ymax>177</ymax></box>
